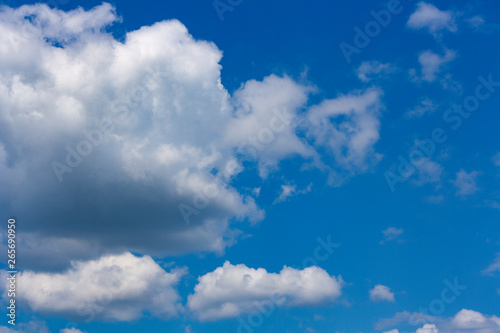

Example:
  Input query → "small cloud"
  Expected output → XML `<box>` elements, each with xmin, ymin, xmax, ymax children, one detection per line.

<box><xmin>406</xmin><ymin>98</ymin><xmax>438</xmax><ymax>118</ymax></box>
<box><xmin>415</xmin><ymin>324</ymin><xmax>439</xmax><ymax>333</ymax></box>
<box><xmin>451</xmin><ymin>309</ymin><xmax>500</xmax><ymax>331</ymax></box>
<box><xmin>482</xmin><ymin>253</ymin><xmax>500</xmax><ymax>276</ymax></box>
<box><xmin>425</xmin><ymin>194</ymin><xmax>444</xmax><ymax>204</ymax></box>
<box><xmin>369</xmin><ymin>284</ymin><xmax>395</xmax><ymax>302</ymax></box>
<box><xmin>313</xmin><ymin>314</ymin><xmax>326</xmax><ymax>321</ymax></box>
<box><xmin>407</xmin><ymin>2</ymin><xmax>457</xmax><ymax>35</ymax></box>
<box><xmin>466</xmin><ymin>15</ymin><xmax>485</xmax><ymax>29</ymax></box>
<box><xmin>453</xmin><ymin>169</ymin><xmax>479</xmax><ymax>196</ymax></box>
<box><xmin>274</xmin><ymin>182</ymin><xmax>312</xmax><ymax>203</ymax></box>
<box><xmin>382</xmin><ymin>330</ymin><xmax>399</xmax><ymax>333</ymax></box>
<box><xmin>413</xmin><ymin>157</ymin><xmax>443</xmax><ymax>186</ymax></box>
<box><xmin>492</xmin><ymin>152</ymin><xmax>500</xmax><ymax>167</ymax></box>
<box><xmin>61</xmin><ymin>329</ymin><xmax>85</xmax><ymax>333</ymax></box>
<box><xmin>375</xmin><ymin>311</ymin><xmax>410</xmax><ymax>330</ymax></box>
<box><xmin>356</xmin><ymin>61</ymin><xmax>395</xmax><ymax>82</ymax></box>
<box><xmin>380</xmin><ymin>227</ymin><xmax>404</xmax><ymax>244</ymax></box>
<box><xmin>412</xmin><ymin>49</ymin><xmax>456</xmax><ymax>83</ymax></box>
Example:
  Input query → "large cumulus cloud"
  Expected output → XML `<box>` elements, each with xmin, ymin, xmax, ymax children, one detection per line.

<box><xmin>0</xmin><ymin>3</ymin><xmax>384</xmax><ymax>270</ymax></box>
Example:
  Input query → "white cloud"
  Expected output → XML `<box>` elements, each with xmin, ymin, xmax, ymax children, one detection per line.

<box><xmin>60</xmin><ymin>329</ymin><xmax>85</xmax><ymax>333</ymax></box>
<box><xmin>416</xmin><ymin>324</ymin><xmax>439</xmax><ymax>333</ymax></box>
<box><xmin>413</xmin><ymin>157</ymin><xmax>443</xmax><ymax>186</ymax></box>
<box><xmin>356</xmin><ymin>61</ymin><xmax>395</xmax><ymax>82</ymax></box>
<box><xmin>407</xmin><ymin>2</ymin><xmax>457</xmax><ymax>34</ymax></box>
<box><xmin>406</xmin><ymin>98</ymin><xmax>437</xmax><ymax>118</ymax></box>
<box><xmin>380</xmin><ymin>227</ymin><xmax>404</xmax><ymax>244</ymax></box>
<box><xmin>453</xmin><ymin>169</ymin><xmax>479</xmax><ymax>196</ymax></box>
<box><xmin>482</xmin><ymin>253</ymin><xmax>500</xmax><ymax>276</ymax></box>
<box><xmin>412</xmin><ymin>50</ymin><xmax>456</xmax><ymax>83</ymax></box>
<box><xmin>369</xmin><ymin>284</ymin><xmax>395</xmax><ymax>302</ymax></box>
<box><xmin>305</xmin><ymin>88</ymin><xmax>383</xmax><ymax>179</ymax></box>
<box><xmin>187</xmin><ymin>261</ymin><xmax>343</xmax><ymax>321</ymax></box>
<box><xmin>0</xmin><ymin>3</ymin><xmax>386</xmax><ymax>268</ymax></box>
<box><xmin>450</xmin><ymin>309</ymin><xmax>500</xmax><ymax>332</ymax></box>
<box><xmin>274</xmin><ymin>182</ymin><xmax>312</xmax><ymax>203</ymax></box>
<box><xmin>383</xmin><ymin>330</ymin><xmax>400</xmax><ymax>333</ymax></box>
<box><xmin>0</xmin><ymin>321</ymin><xmax>50</xmax><ymax>333</ymax></box>
<box><xmin>1</xmin><ymin>253</ymin><xmax>184</xmax><ymax>321</ymax></box>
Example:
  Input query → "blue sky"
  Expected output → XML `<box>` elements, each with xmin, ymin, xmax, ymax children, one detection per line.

<box><xmin>0</xmin><ymin>0</ymin><xmax>499</xmax><ymax>333</ymax></box>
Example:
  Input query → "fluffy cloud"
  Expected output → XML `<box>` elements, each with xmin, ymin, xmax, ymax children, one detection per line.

<box><xmin>305</xmin><ymin>88</ymin><xmax>383</xmax><ymax>183</ymax></box>
<box><xmin>453</xmin><ymin>169</ymin><xmax>479</xmax><ymax>196</ymax></box>
<box><xmin>449</xmin><ymin>309</ymin><xmax>500</xmax><ymax>332</ymax></box>
<box><xmin>416</xmin><ymin>324</ymin><xmax>439</xmax><ymax>333</ymax></box>
<box><xmin>383</xmin><ymin>330</ymin><xmax>400</xmax><ymax>333</ymax></box>
<box><xmin>377</xmin><ymin>310</ymin><xmax>500</xmax><ymax>333</ymax></box>
<box><xmin>187</xmin><ymin>261</ymin><xmax>343</xmax><ymax>321</ymax></box>
<box><xmin>1</xmin><ymin>253</ymin><xmax>184</xmax><ymax>321</ymax></box>
<box><xmin>407</xmin><ymin>2</ymin><xmax>457</xmax><ymax>34</ymax></box>
<box><xmin>60</xmin><ymin>329</ymin><xmax>85</xmax><ymax>333</ymax></box>
<box><xmin>0</xmin><ymin>3</ymin><xmax>385</xmax><ymax>269</ymax></box>
<box><xmin>411</xmin><ymin>50</ymin><xmax>456</xmax><ymax>83</ymax></box>
<box><xmin>369</xmin><ymin>284</ymin><xmax>395</xmax><ymax>302</ymax></box>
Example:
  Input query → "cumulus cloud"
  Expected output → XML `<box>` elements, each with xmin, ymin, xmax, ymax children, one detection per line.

<box><xmin>449</xmin><ymin>309</ymin><xmax>500</xmax><ymax>332</ymax></box>
<box><xmin>453</xmin><ymin>169</ymin><xmax>479</xmax><ymax>196</ymax></box>
<box><xmin>187</xmin><ymin>261</ymin><xmax>343</xmax><ymax>321</ymax></box>
<box><xmin>377</xmin><ymin>309</ymin><xmax>500</xmax><ymax>333</ymax></box>
<box><xmin>383</xmin><ymin>330</ymin><xmax>400</xmax><ymax>333</ymax></box>
<box><xmin>60</xmin><ymin>329</ymin><xmax>85</xmax><ymax>333</ymax></box>
<box><xmin>407</xmin><ymin>2</ymin><xmax>457</xmax><ymax>35</ymax></box>
<box><xmin>369</xmin><ymin>284</ymin><xmax>395</xmax><ymax>302</ymax></box>
<box><xmin>0</xmin><ymin>3</ymin><xmax>386</xmax><ymax>269</ymax></box>
<box><xmin>416</xmin><ymin>324</ymin><xmax>439</xmax><ymax>333</ymax></box>
<box><xmin>305</xmin><ymin>88</ymin><xmax>383</xmax><ymax>183</ymax></box>
<box><xmin>1</xmin><ymin>253</ymin><xmax>184</xmax><ymax>321</ymax></box>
